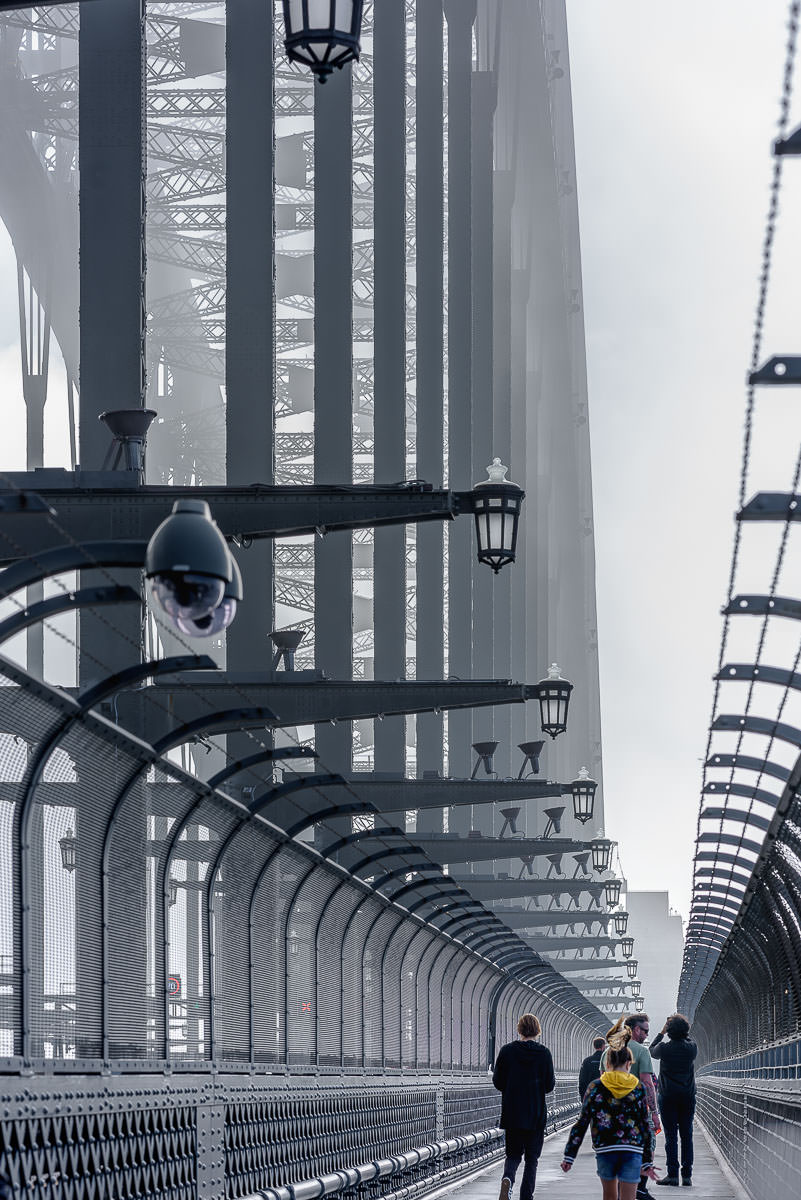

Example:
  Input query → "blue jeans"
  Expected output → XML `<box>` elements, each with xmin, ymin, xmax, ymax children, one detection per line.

<box><xmin>503</xmin><ymin>1127</ymin><xmax>544</xmax><ymax>1200</ymax></box>
<box><xmin>659</xmin><ymin>1093</ymin><xmax>695</xmax><ymax>1179</ymax></box>
<box><xmin>595</xmin><ymin>1150</ymin><xmax>643</xmax><ymax>1183</ymax></box>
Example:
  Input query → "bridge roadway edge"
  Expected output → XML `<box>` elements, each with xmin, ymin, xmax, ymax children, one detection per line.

<box><xmin>433</xmin><ymin>1125</ymin><xmax>746</xmax><ymax>1200</ymax></box>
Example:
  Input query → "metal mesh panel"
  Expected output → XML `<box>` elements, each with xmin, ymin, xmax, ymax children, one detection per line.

<box><xmin>0</xmin><ymin>670</ymin><xmax>80</xmax><ymax>1061</ymax></box>
<box><xmin>212</xmin><ymin>821</ymin><xmax>281</xmax><ymax>1062</ymax></box>
<box><xmin>164</xmin><ymin>792</ymin><xmax>240</xmax><ymax>1060</ymax></box>
<box><xmin>341</xmin><ymin>896</ymin><xmax>382</xmax><ymax>1066</ymax></box>
<box><xmin>449</xmin><ymin>954</ymin><xmax>476</xmax><ymax>1070</ymax></box>
<box><xmin>414</xmin><ymin>936</ymin><xmax>442</xmax><ymax>1069</ymax></box>
<box><xmin>363</xmin><ymin>908</ymin><xmax>404</xmax><ymax>1067</ymax></box>
<box><xmin>698</xmin><ymin>1080</ymin><xmax>801</xmax><ymax>1200</ymax></box>
<box><xmin>224</xmin><ymin>1084</ymin><xmax>438</xmax><ymax>1197</ymax></box>
<box><xmin>400</xmin><ymin>926</ymin><xmax>429</xmax><ymax>1069</ymax></box>
<box><xmin>444</xmin><ymin>1084</ymin><xmax>499</xmax><ymax>1136</ymax></box>
<box><xmin>439</xmin><ymin>947</ymin><xmax>462</xmax><ymax>1069</ymax></box>
<box><xmin>251</xmin><ymin>845</ymin><xmax>307</xmax><ymax>1064</ymax></box>
<box><xmin>316</xmin><ymin>882</ymin><xmax>360</xmax><ymax>1065</ymax></box>
<box><xmin>286</xmin><ymin>865</ymin><xmax>340</xmax><ymax>1066</ymax></box>
<box><xmin>381</xmin><ymin>918</ymin><xmax>418</xmax><ymax>1068</ymax></box>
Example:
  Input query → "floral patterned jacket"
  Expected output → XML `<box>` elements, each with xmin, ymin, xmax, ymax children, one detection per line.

<box><xmin>563</xmin><ymin>1079</ymin><xmax>655</xmax><ymax>1167</ymax></box>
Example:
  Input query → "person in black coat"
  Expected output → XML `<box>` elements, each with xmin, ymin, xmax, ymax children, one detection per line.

<box><xmin>579</xmin><ymin>1037</ymin><xmax>606</xmax><ymax>1097</ymax></box>
<box><xmin>650</xmin><ymin>1013</ymin><xmax>698</xmax><ymax>1187</ymax></box>
<box><xmin>492</xmin><ymin>1012</ymin><xmax>555</xmax><ymax>1200</ymax></box>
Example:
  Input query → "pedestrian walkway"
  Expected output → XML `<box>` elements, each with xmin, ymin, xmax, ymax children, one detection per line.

<box><xmin>443</xmin><ymin>1125</ymin><xmax>745</xmax><ymax>1200</ymax></box>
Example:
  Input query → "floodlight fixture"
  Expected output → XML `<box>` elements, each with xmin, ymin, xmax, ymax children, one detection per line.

<box><xmin>471</xmin><ymin>740</ymin><xmax>499</xmax><ymax>779</ymax></box>
<box><xmin>498</xmin><ymin>806</ymin><xmax>520</xmax><ymax>837</ymax></box>
<box><xmin>270</xmin><ymin>627</ymin><xmax>307</xmax><ymax>671</ymax></box>
<box><xmin>517</xmin><ymin>740</ymin><xmax>544</xmax><ymax>779</ymax></box>
<box><xmin>542</xmin><ymin>806</ymin><xmax>564</xmax><ymax>837</ymax></box>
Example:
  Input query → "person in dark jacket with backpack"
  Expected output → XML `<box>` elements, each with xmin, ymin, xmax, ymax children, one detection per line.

<box><xmin>579</xmin><ymin>1037</ymin><xmax>606</xmax><ymax>1097</ymax></box>
<box><xmin>492</xmin><ymin>1012</ymin><xmax>555</xmax><ymax>1200</ymax></box>
<box><xmin>650</xmin><ymin>1014</ymin><xmax>697</xmax><ymax>1187</ymax></box>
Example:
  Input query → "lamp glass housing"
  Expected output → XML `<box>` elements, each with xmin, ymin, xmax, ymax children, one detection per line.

<box><xmin>472</xmin><ymin>459</ymin><xmax>524</xmax><ymax>573</ymax></box>
<box><xmin>591</xmin><ymin>838</ymin><xmax>612</xmax><ymax>874</ymax></box>
<box><xmin>533</xmin><ymin>664</ymin><xmax>573</xmax><ymax>739</ymax></box>
<box><xmin>282</xmin><ymin>0</ymin><xmax>364</xmax><ymax>81</ymax></box>
<box><xmin>621</xmin><ymin>936</ymin><xmax>634</xmax><ymax>958</ymax></box>
<box><xmin>631</xmin><ymin>979</ymin><xmax>642</xmax><ymax>997</ymax></box>
<box><xmin>626</xmin><ymin>959</ymin><xmax>638</xmax><ymax>979</ymax></box>
<box><xmin>604</xmin><ymin>878</ymin><xmax>622</xmax><ymax>908</ymax></box>
<box><xmin>613</xmin><ymin>910</ymin><xmax>629</xmax><ymax>937</ymax></box>
<box><xmin>59</xmin><ymin>827</ymin><xmax>77</xmax><ymax>873</ymax></box>
<box><xmin>635</xmin><ymin>997</ymin><xmax>645</xmax><ymax>1012</ymax></box>
<box><xmin>570</xmin><ymin>767</ymin><xmax>597</xmax><ymax>824</ymax></box>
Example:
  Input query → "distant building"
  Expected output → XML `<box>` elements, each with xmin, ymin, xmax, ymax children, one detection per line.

<box><xmin>627</xmin><ymin>892</ymin><xmax>685</xmax><ymax>1029</ymax></box>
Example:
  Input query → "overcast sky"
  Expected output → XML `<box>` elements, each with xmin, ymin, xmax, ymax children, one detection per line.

<box><xmin>566</xmin><ymin>1</ymin><xmax>795</xmax><ymax>919</ymax></box>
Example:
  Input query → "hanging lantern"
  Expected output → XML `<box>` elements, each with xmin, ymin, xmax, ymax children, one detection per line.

<box><xmin>631</xmin><ymin>979</ymin><xmax>642</xmax><ymax>998</ymax></box>
<box><xmin>626</xmin><ymin>959</ymin><xmax>638</xmax><ymax>980</ymax></box>
<box><xmin>634</xmin><ymin>997</ymin><xmax>645</xmax><ymax>1013</ymax></box>
<box><xmin>282</xmin><ymin>1</ymin><xmax>365</xmax><ymax>83</ymax></box>
<box><xmin>591</xmin><ymin>838</ymin><xmax>612</xmax><ymax>874</ymax></box>
<box><xmin>59</xmin><ymin>827</ymin><xmax>77</xmax><ymax>873</ymax></box>
<box><xmin>604</xmin><ymin>878</ymin><xmax>622</xmax><ymax>908</ymax></box>
<box><xmin>613</xmin><ymin>910</ymin><xmax>629</xmax><ymax>937</ymax></box>
<box><xmin>621</xmin><ymin>936</ymin><xmax>634</xmax><ymax>958</ymax></box>
<box><xmin>471</xmin><ymin>458</ymin><xmax>525</xmax><ymax>573</ymax></box>
<box><xmin>532</xmin><ymin>664</ymin><xmax>573</xmax><ymax>739</ymax></box>
<box><xmin>569</xmin><ymin>767</ymin><xmax>597</xmax><ymax>824</ymax></box>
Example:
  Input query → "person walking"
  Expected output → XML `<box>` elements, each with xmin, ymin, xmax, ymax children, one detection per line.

<box><xmin>650</xmin><ymin>1014</ymin><xmax>698</xmax><ymax>1187</ymax></box>
<box><xmin>579</xmin><ymin>1036</ymin><xmax>606</xmax><ymax>1097</ymax></box>
<box><xmin>492</xmin><ymin>1012</ymin><xmax>555</xmax><ymax>1200</ymax></box>
<box><xmin>560</xmin><ymin>1027</ymin><xmax>658</xmax><ymax>1200</ymax></box>
<box><xmin>601</xmin><ymin>1013</ymin><xmax>661</xmax><ymax>1200</ymax></box>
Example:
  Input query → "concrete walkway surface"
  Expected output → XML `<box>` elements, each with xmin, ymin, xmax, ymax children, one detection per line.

<box><xmin>442</xmin><ymin>1124</ymin><xmax>746</xmax><ymax>1200</ymax></box>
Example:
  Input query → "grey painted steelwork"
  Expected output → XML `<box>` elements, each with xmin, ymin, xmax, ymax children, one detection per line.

<box><xmin>0</xmin><ymin>650</ymin><xmax>605</xmax><ymax>1073</ymax></box>
<box><xmin>0</xmin><ymin>3</ymin><xmax>617</xmax><ymax>1195</ymax></box>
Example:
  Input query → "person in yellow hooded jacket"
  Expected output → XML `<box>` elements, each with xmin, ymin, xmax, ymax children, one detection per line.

<box><xmin>560</xmin><ymin>1028</ymin><xmax>658</xmax><ymax>1199</ymax></box>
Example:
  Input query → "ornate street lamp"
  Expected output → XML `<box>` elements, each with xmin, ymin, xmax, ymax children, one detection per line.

<box><xmin>569</xmin><ymin>767</ymin><xmax>597</xmax><ymax>824</ymax></box>
<box><xmin>631</xmin><ymin>979</ymin><xmax>642</xmax><ymax>998</ymax></box>
<box><xmin>603</xmin><ymin>878</ymin><xmax>622</xmax><ymax>908</ymax></box>
<box><xmin>590</xmin><ymin>838</ymin><xmax>612</xmax><ymax>874</ymax></box>
<box><xmin>58</xmin><ymin>827</ymin><xmax>77</xmax><ymax>873</ymax></box>
<box><xmin>472</xmin><ymin>459</ymin><xmax>524</xmax><ymax>573</ymax></box>
<box><xmin>626</xmin><ymin>959</ymin><xmax>638</xmax><ymax>980</ymax></box>
<box><xmin>634</xmin><ymin>997</ymin><xmax>645</xmax><ymax>1012</ymax></box>
<box><xmin>621</xmin><ymin>936</ymin><xmax>634</xmax><ymax>958</ymax></box>
<box><xmin>282</xmin><ymin>0</ymin><xmax>365</xmax><ymax>82</ymax></box>
<box><xmin>613</xmin><ymin>910</ymin><xmax>629</xmax><ymax>937</ymax></box>
<box><xmin>533</xmin><ymin>664</ymin><xmax>573</xmax><ymax>739</ymax></box>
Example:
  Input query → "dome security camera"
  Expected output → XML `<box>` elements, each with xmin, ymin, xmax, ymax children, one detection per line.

<box><xmin>145</xmin><ymin>499</ymin><xmax>232</xmax><ymax>632</ymax></box>
<box><xmin>175</xmin><ymin>554</ymin><xmax>242</xmax><ymax>638</ymax></box>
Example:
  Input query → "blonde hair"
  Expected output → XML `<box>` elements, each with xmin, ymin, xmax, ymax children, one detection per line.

<box><xmin>605</xmin><ymin>1015</ymin><xmax>633</xmax><ymax>1070</ymax></box>
<box><xmin>517</xmin><ymin>1013</ymin><xmax>541</xmax><ymax>1038</ymax></box>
